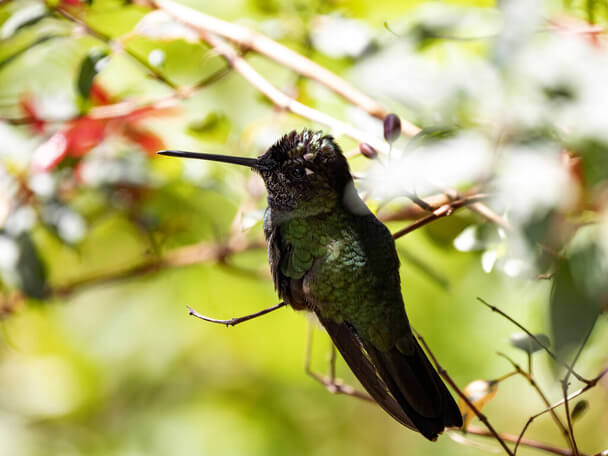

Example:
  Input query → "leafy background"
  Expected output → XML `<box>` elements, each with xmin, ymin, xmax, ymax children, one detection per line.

<box><xmin>1</xmin><ymin>0</ymin><xmax>607</xmax><ymax>455</ymax></box>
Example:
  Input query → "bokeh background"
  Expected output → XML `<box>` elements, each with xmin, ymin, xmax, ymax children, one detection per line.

<box><xmin>1</xmin><ymin>0</ymin><xmax>607</xmax><ymax>455</ymax></box>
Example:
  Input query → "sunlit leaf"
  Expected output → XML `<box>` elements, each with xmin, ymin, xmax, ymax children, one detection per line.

<box><xmin>459</xmin><ymin>379</ymin><xmax>498</xmax><ymax>429</ymax></box>
<box><xmin>509</xmin><ymin>333</ymin><xmax>551</xmax><ymax>355</ymax></box>
<box><xmin>187</xmin><ymin>112</ymin><xmax>231</xmax><ymax>143</ymax></box>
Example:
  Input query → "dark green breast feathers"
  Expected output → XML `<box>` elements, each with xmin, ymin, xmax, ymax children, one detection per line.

<box><xmin>259</xmin><ymin>131</ymin><xmax>462</xmax><ymax>440</ymax></box>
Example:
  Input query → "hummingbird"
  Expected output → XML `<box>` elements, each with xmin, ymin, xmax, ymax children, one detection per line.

<box><xmin>158</xmin><ymin>130</ymin><xmax>462</xmax><ymax>440</ymax></box>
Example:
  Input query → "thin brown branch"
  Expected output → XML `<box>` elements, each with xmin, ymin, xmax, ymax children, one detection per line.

<box><xmin>151</xmin><ymin>0</ymin><xmax>421</xmax><ymax>136</ymax></box>
<box><xmin>562</xmin><ymin>379</ymin><xmax>579</xmax><ymax>456</ymax></box>
<box><xmin>378</xmin><ymin>192</ymin><xmax>459</xmax><ymax>222</ymax></box>
<box><xmin>392</xmin><ymin>193</ymin><xmax>489</xmax><ymax>240</ymax></box>
<box><xmin>560</xmin><ymin>323</ymin><xmax>594</xmax><ymax>456</ymax></box>
<box><xmin>414</xmin><ymin>331</ymin><xmax>514</xmax><ymax>456</ymax></box>
<box><xmin>55</xmin><ymin>6</ymin><xmax>179</xmax><ymax>89</ymax></box>
<box><xmin>515</xmin><ymin>368</ymin><xmax>608</xmax><ymax>452</ymax></box>
<box><xmin>497</xmin><ymin>352</ymin><xmax>573</xmax><ymax>453</ymax></box>
<box><xmin>465</xmin><ymin>426</ymin><xmax>585</xmax><ymax>456</ymax></box>
<box><xmin>179</xmin><ymin>28</ymin><xmax>389</xmax><ymax>153</ymax></box>
<box><xmin>470</xmin><ymin>201</ymin><xmax>511</xmax><ymax>231</ymax></box>
<box><xmin>477</xmin><ymin>297</ymin><xmax>590</xmax><ymax>384</ymax></box>
<box><xmin>147</xmin><ymin>0</ymin><xmax>513</xmax><ymax>233</ymax></box>
<box><xmin>52</xmin><ymin>237</ymin><xmax>265</xmax><ymax>297</ymax></box>
<box><xmin>304</xmin><ymin>324</ymin><xmax>374</xmax><ymax>402</ymax></box>
<box><xmin>187</xmin><ymin>301</ymin><xmax>286</xmax><ymax>326</ymax></box>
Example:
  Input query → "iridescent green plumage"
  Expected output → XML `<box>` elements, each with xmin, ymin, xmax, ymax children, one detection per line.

<box><xmin>278</xmin><ymin>209</ymin><xmax>411</xmax><ymax>352</ymax></box>
<box><xmin>159</xmin><ymin>130</ymin><xmax>462</xmax><ymax>440</ymax></box>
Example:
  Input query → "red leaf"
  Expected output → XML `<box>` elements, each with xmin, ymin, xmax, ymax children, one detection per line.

<box><xmin>60</xmin><ymin>0</ymin><xmax>83</xmax><ymax>5</ymax></box>
<box><xmin>124</xmin><ymin>126</ymin><xmax>165</xmax><ymax>154</ymax></box>
<box><xmin>19</xmin><ymin>94</ymin><xmax>45</xmax><ymax>133</ymax></box>
<box><xmin>31</xmin><ymin>132</ymin><xmax>68</xmax><ymax>172</ymax></box>
<box><xmin>65</xmin><ymin>117</ymin><xmax>107</xmax><ymax>157</ymax></box>
<box><xmin>90</xmin><ymin>82</ymin><xmax>112</xmax><ymax>106</ymax></box>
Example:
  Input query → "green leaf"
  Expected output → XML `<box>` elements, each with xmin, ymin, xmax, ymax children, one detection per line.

<box><xmin>550</xmin><ymin>227</ymin><xmax>606</xmax><ymax>365</ymax></box>
<box><xmin>76</xmin><ymin>48</ymin><xmax>109</xmax><ymax>99</ymax></box>
<box><xmin>187</xmin><ymin>112</ymin><xmax>231</xmax><ymax>143</ymax></box>
<box><xmin>570</xmin><ymin>399</ymin><xmax>588</xmax><ymax>421</ymax></box>
<box><xmin>0</xmin><ymin>34</ymin><xmax>61</xmax><ymax>70</ymax></box>
<box><xmin>509</xmin><ymin>333</ymin><xmax>551</xmax><ymax>355</ymax></box>
<box><xmin>16</xmin><ymin>232</ymin><xmax>48</xmax><ymax>299</ymax></box>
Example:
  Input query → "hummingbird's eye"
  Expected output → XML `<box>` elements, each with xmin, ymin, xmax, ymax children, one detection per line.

<box><xmin>291</xmin><ymin>167</ymin><xmax>306</xmax><ymax>179</ymax></box>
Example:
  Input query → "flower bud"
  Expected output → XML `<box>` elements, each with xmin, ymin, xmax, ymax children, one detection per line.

<box><xmin>359</xmin><ymin>142</ymin><xmax>378</xmax><ymax>159</ymax></box>
<box><xmin>383</xmin><ymin>113</ymin><xmax>401</xmax><ymax>143</ymax></box>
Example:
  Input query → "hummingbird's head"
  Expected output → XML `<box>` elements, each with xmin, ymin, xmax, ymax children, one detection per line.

<box><xmin>158</xmin><ymin>130</ymin><xmax>354</xmax><ymax>216</ymax></box>
<box><xmin>255</xmin><ymin>130</ymin><xmax>352</xmax><ymax>214</ymax></box>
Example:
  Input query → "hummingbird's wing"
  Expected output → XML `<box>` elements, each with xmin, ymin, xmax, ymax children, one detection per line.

<box><xmin>310</xmin><ymin>214</ymin><xmax>461</xmax><ymax>440</ymax></box>
<box><xmin>315</xmin><ymin>314</ymin><xmax>419</xmax><ymax>431</ymax></box>
<box><xmin>316</xmin><ymin>311</ymin><xmax>462</xmax><ymax>440</ymax></box>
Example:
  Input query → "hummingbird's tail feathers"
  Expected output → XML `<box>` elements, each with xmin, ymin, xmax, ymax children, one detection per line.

<box><xmin>362</xmin><ymin>337</ymin><xmax>463</xmax><ymax>440</ymax></box>
<box><xmin>317</xmin><ymin>315</ymin><xmax>419</xmax><ymax>432</ymax></box>
<box><xmin>318</xmin><ymin>313</ymin><xmax>462</xmax><ymax>440</ymax></box>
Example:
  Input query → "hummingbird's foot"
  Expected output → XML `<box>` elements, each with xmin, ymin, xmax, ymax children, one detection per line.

<box><xmin>305</xmin><ymin>369</ymin><xmax>374</xmax><ymax>402</ymax></box>
<box><xmin>304</xmin><ymin>323</ymin><xmax>373</xmax><ymax>402</ymax></box>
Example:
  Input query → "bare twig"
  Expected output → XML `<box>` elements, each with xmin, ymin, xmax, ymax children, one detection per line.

<box><xmin>476</xmin><ymin>297</ymin><xmax>591</xmax><ymax>384</ymax></box>
<box><xmin>392</xmin><ymin>193</ymin><xmax>489</xmax><ymax>240</ymax></box>
<box><xmin>187</xmin><ymin>301</ymin><xmax>286</xmax><ymax>326</ymax></box>
<box><xmin>560</xmin><ymin>323</ymin><xmax>595</xmax><ymax>456</ymax></box>
<box><xmin>147</xmin><ymin>0</ymin><xmax>509</xmax><ymax>231</ymax></box>
<box><xmin>414</xmin><ymin>331</ymin><xmax>514</xmax><ymax>456</ymax></box>
<box><xmin>497</xmin><ymin>352</ymin><xmax>573</xmax><ymax>453</ymax></box>
<box><xmin>378</xmin><ymin>192</ymin><xmax>460</xmax><ymax>222</ymax></box>
<box><xmin>470</xmin><ymin>201</ymin><xmax>511</xmax><ymax>231</ymax></box>
<box><xmin>151</xmin><ymin>0</ymin><xmax>421</xmax><ymax>136</ymax></box>
<box><xmin>562</xmin><ymin>378</ymin><xmax>579</xmax><ymax>456</ymax></box>
<box><xmin>181</xmin><ymin>29</ymin><xmax>390</xmax><ymax>153</ymax></box>
<box><xmin>52</xmin><ymin>237</ymin><xmax>265</xmax><ymax>297</ymax></box>
<box><xmin>515</xmin><ymin>368</ymin><xmax>608</xmax><ymax>452</ymax></box>
<box><xmin>466</xmin><ymin>426</ymin><xmax>586</xmax><ymax>456</ymax></box>
<box><xmin>304</xmin><ymin>324</ymin><xmax>374</xmax><ymax>401</ymax></box>
<box><xmin>55</xmin><ymin>6</ymin><xmax>179</xmax><ymax>89</ymax></box>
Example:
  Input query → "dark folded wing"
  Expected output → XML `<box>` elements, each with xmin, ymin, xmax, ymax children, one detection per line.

<box><xmin>316</xmin><ymin>313</ymin><xmax>418</xmax><ymax>431</ymax></box>
<box><xmin>317</xmin><ymin>313</ymin><xmax>462</xmax><ymax>440</ymax></box>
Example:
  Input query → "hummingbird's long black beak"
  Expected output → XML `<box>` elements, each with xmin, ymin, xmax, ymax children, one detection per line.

<box><xmin>157</xmin><ymin>150</ymin><xmax>260</xmax><ymax>169</ymax></box>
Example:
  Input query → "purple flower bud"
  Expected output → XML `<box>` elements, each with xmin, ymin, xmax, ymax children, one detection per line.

<box><xmin>383</xmin><ymin>113</ymin><xmax>401</xmax><ymax>143</ymax></box>
<box><xmin>359</xmin><ymin>142</ymin><xmax>378</xmax><ymax>159</ymax></box>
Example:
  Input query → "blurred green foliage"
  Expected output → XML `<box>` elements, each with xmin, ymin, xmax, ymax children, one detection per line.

<box><xmin>1</xmin><ymin>0</ymin><xmax>608</xmax><ymax>455</ymax></box>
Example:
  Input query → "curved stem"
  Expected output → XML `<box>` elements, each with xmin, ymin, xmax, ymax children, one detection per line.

<box><xmin>187</xmin><ymin>301</ymin><xmax>286</xmax><ymax>327</ymax></box>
